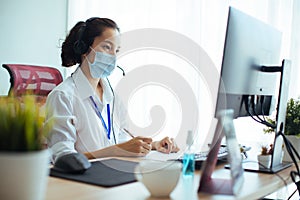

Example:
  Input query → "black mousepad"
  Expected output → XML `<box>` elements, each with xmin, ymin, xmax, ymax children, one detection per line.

<box><xmin>50</xmin><ymin>158</ymin><xmax>138</xmax><ymax>187</ymax></box>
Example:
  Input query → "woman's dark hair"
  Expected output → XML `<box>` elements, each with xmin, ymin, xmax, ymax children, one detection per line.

<box><xmin>61</xmin><ymin>17</ymin><xmax>120</xmax><ymax>67</ymax></box>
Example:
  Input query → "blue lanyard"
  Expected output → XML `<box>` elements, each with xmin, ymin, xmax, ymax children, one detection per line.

<box><xmin>89</xmin><ymin>96</ymin><xmax>111</xmax><ymax>140</ymax></box>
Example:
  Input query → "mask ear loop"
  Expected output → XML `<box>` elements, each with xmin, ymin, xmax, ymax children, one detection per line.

<box><xmin>89</xmin><ymin>46</ymin><xmax>96</xmax><ymax>53</ymax></box>
<box><xmin>84</xmin><ymin>47</ymin><xmax>98</xmax><ymax>68</ymax></box>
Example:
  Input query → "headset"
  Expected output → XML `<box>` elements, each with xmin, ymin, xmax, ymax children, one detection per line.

<box><xmin>107</xmin><ymin>66</ymin><xmax>125</xmax><ymax>145</ymax></box>
<box><xmin>73</xmin><ymin>23</ymin><xmax>89</xmax><ymax>55</ymax></box>
<box><xmin>73</xmin><ymin>17</ymin><xmax>118</xmax><ymax>55</ymax></box>
<box><xmin>73</xmin><ymin>17</ymin><xmax>126</xmax><ymax>144</ymax></box>
<box><xmin>73</xmin><ymin>17</ymin><xmax>102</xmax><ymax>55</ymax></box>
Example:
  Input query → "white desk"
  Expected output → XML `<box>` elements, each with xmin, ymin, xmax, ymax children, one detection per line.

<box><xmin>45</xmin><ymin>155</ymin><xmax>298</xmax><ymax>200</ymax></box>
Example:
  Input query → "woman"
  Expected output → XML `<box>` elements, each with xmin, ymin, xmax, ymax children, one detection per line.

<box><xmin>45</xmin><ymin>17</ymin><xmax>179</xmax><ymax>162</ymax></box>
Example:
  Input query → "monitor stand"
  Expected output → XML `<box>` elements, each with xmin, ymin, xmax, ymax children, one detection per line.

<box><xmin>242</xmin><ymin>133</ymin><xmax>292</xmax><ymax>173</ymax></box>
<box><xmin>229</xmin><ymin>59</ymin><xmax>293</xmax><ymax>174</ymax></box>
<box><xmin>225</xmin><ymin>135</ymin><xmax>292</xmax><ymax>173</ymax></box>
<box><xmin>241</xmin><ymin>161</ymin><xmax>292</xmax><ymax>173</ymax></box>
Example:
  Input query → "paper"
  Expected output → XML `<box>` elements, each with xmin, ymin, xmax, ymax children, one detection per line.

<box><xmin>144</xmin><ymin>150</ymin><xmax>184</xmax><ymax>161</ymax></box>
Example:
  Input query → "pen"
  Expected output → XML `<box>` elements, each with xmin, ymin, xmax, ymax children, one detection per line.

<box><xmin>123</xmin><ymin>128</ymin><xmax>135</xmax><ymax>138</ymax></box>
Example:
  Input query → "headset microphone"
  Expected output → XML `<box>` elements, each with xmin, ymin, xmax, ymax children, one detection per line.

<box><xmin>117</xmin><ymin>65</ymin><xmax>126</xmax><ymax>76</ymax></box>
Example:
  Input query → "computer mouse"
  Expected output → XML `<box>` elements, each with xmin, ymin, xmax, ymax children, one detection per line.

<box><xmin>53</xmin><ymin>153</ymin><xmax>91</xmax><ymax>174</ymax></box>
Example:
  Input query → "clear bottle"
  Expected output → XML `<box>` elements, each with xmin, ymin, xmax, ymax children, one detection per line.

<box><xmin>182</xmin><ymin>130</ymin><xmax>195</xmax><ymax>176</ymax></box>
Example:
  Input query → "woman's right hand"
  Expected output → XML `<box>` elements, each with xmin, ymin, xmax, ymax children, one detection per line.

<box><xmin>116</xmin><ymin>137</ymin><xmax>153</xmax><ymax>156</ymax></box>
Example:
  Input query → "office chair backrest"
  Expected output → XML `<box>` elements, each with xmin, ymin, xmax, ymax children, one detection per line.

<box><xmin>2</xmin><ymin>64</ymin><xmax>63</xmax><ymax>97</ymax></box>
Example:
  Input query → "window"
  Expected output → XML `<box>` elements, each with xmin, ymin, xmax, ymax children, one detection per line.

<box><xmin>67</xmin><ymin>0</ymin><xmax>300</xmax><ymax>150</ymax></box>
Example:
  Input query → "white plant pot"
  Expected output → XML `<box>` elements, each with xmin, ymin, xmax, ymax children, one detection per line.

<box><xmin>283</xmin><ymin>135</ymin><xmax>300</xmax><ymax>162</ymax></box>
<box><xmin>257</xmin><ymin>154</ymin><xmax>271</xmax><ymax>169</ymax></box>
<box><xmin>0</xmin><ymin>149</ymin><xmax>50</xmax><ymax>200</ymax></box>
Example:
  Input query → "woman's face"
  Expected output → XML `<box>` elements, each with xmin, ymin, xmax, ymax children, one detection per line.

<box><xmin>87</xmin><ymin>28</ymin><xmax>120</xmax><ymax>62</ymax></box>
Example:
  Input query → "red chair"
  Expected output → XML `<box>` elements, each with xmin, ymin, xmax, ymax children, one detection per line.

<box><xmin>2</xmin><ymin>64</ymin><xmax>63</xmax><ymax>149</ymax></box>
<box><xmin>2</xmin><ymin>64</ymin><xmax>63</xmax><ymax>97</ymax></box>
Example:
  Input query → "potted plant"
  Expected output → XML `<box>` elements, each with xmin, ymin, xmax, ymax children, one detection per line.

<box><xmin>257</xmin><ymin>144</ymin><xmax>273</xmax><ymax>168</ymax></box>
<box><xmin>0</xmin><ymin>95</ymin><xmax>50</xmax><ymax>200</ymax></box>
<box><xmin>282</xmin><ymin>98</ymin><xmax>300</xmax><ymax>162</ymax></box>
<box><xmin>263</xmin><ymin>98</ymin><xmax>300</xmax><ymax>162</ymax></box>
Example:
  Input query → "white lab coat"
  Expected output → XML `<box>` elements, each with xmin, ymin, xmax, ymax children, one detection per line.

<box><xmin>44</xmin><ymin>67</ymin><xmax>129</xmax><ymax>162</ymax></box>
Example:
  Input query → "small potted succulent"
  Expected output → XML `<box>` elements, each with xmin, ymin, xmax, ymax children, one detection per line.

<box><xmin>0</xmin><ymin>95</ymin><xmax>50</xmax><ymax>200</ymax></box>
<box><xmin>257</xmin><ymin>144</ymin><xmax>273</xmax><ymax>168</ymax></box>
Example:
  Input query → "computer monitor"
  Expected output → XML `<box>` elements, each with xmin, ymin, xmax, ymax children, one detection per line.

<box><xmin>214</xmin><ymin>7</ymin><xmax>292</xmax><ymax>173</ymax></box>
<box><xmin>199</xmin><ymin>7</ymin><xmax>292</xmax><ymax>195</ymax></box>
<box><xmin>215</xmin><ymin>7</ymin><xmax>283</xmax><ymax>119</ymax></box>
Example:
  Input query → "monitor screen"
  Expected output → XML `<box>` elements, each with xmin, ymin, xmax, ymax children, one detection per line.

<box><xmin>216</xmin><ymin>7</ymin><xmax>282</xmax><ymax>119</ymax></box>
<box><xmin>214</xmin><ymin>7</ymin><xmax>292</xmax><ymax>174</ymax></box>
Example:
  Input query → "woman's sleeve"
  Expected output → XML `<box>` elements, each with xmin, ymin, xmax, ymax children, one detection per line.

<box><xmin>44</xmin><ymin>90</ymin><xmax>78</xmax><ymax>163</ymax></box>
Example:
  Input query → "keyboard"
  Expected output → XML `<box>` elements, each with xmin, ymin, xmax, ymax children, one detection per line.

<box><xmin>177</xmin><ymin>146</ymin><xmax>228</xmax><ymax>169</ymax></box>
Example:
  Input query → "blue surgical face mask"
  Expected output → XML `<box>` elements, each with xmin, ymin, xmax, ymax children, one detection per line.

<box><xmin>86</xmin><ymin>47</ymin><xmax>116</xmax><ymax>78</ymax></box>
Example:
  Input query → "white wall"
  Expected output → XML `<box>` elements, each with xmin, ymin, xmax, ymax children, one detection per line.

<box><xmin>0</xmin><ymin>0</ymin><xmax>68</xmax><ymax>95</ymax></box>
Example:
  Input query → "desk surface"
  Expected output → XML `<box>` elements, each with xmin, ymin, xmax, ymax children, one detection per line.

<box><xmin>46</xmin><ymin>156</ymin><xmax>296</xmax><ymax>200</ymax></box>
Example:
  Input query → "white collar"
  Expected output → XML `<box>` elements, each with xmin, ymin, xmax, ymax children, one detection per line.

<box><xmin>71</xmin><ymin>67</ymin><xmax>113</xmax><ymax>104</ymax></box>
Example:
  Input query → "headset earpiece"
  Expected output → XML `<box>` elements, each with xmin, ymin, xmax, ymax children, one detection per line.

<box><xmin>73</xmin><ymin>24</ymin><xmax>88</xmax><ymax>55</ymax></box>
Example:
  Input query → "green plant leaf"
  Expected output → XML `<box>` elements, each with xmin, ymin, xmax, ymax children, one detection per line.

<box><xmin>0</xmin><ymin>96</ymin><xmax>48</xmax><ymax>151</ymax></box>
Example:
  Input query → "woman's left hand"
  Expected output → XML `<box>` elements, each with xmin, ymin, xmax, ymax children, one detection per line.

<box><xmin>152</xmin><ymin>137</ymin><xmax>180</xmax><ymax>154</ymax></box>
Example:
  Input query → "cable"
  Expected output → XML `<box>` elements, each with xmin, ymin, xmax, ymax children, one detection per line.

<box><xmin>287</xmin><ymin>188</ymin><xmax>298</xmax><ymax>200</ymax></box>
<box><xmin>250</xmin><ymin>95</ymin><xmax>276</xmax><ymax>128</ymax></box>
<box><xmin>106</xmin><ymin>77</ymin><xmax>117</xmax><ymax>145</ymax></box>
<box><xmin>244</xmin><ymin>95</ymin><xmax>259</xmax><ymax>122</ymax></box>
<box><xmin>280</xmin><ymin>133</ymin><xmax>300</xmax><ymax>172</ymax></box>
<box><xmin>250</xmin><ymin>95</ymin><xmax>265</xmax><ymax>122</ymax></box>
<box><xmin>106</xmin><ymin>66</ymin><xmax>126</xmax><ymax>144</ymax></box>
<box><xmin>117</xmin><ymin>65</ymin><xmax>126</xmax><ymax>76</ymax></box>
<box><xmin>243</xmin><ymin>96</ymin><xmax>300</xmax><ymax>197</ymax></box>
<box><xmin>260</xmin><ymin>95</ymin><xmax>268</xmax><ymax>122</ymax></box>
<box><xmin>244</xmin><ymin>95</ymin><xmax>267</xmax><ymax>124</ymax></box>
<box><xmin>277</xmin><ymin>129</ymin><xmax>300</xmax><ymax>197</ymax></box>
<box><xmin>243</xmin><ymin>95</ymin><xmax>276</xmax><ymax>129</ymax></box>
